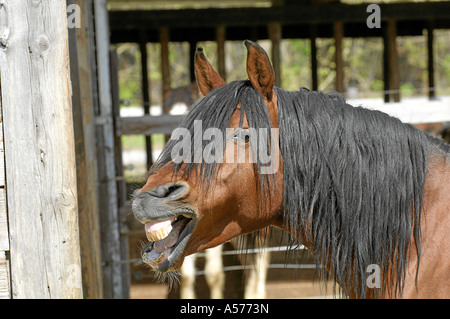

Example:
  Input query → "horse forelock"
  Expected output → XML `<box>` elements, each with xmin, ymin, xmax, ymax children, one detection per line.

<box><xmin>153</xmin><ymin>80</ymin><xmax>275</xmax><ymax>193</ymax></box>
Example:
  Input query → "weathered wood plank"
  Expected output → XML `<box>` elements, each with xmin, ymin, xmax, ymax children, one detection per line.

<box><xmin>69</xmin><ymin>0</ymin><xmax>103</xmax><ymax>299</ymax></box>
<box><xmin>386</xmin><ymin>19</ymin><xmax>400</xmax><ymax>103</ymax></box>
<box><xmin>116</xmin><ymin>114</ymin><xmax>184</xmax><ymax>136</ymax></box>
<box><xmin>216</xmin><ymin>25</ymin><xmax>226</xmax><ymax>81</ymax></box>
<box><xmin>310</xmin><ymin>24</ymin><xmax>318</xmax><ymax>91</ymax></box>
<box><xmin>268</xmin><ymin>22</ymin><xmax>281</xmax><ymax>87</ymax></box>
<box><xmin>0</xmin><ymin>251</ymin><xmax>10</xmax><ymax>299</ymax></box>
<box><xmin>161</xmin><ymin>27</ymin><xmax>171</xmax><ymax>115</ymax></box>
<box><xmin>0</xmin><ymin>120</ymin><xmax>5</xmax><ymax>187</ymax></box>
<box><xmin>109</xmin><ymin>2</ymin><xmax>450</xmax><ymax>32</ymax></box>
<box><xmin>427</xmin><ymin>23</ymin><xmax>435</xmax><ymax>100</ymax></box>
<box><xmin>0</xmin><ymin>75</ymin><xmax>5</xmax><ymax>188</ymax></box>
<box><xmin>110</xmin><ymin>50</ymin><xmax>130</xmax><ymax>298</ymax></box>
<box><xmin>0</xmin><ymin>190</ymin><xmax>8</xmax><ymax>252</ymax></box>
<box><xmin>334</xmin><ymin>21</ymin><xmax>344</xmax><ymax>94</ymax></box>
<box><xmin>139</xmin><ymin>31</ymin><xmax>153</xmax><ymax>166</ymax></box>
<box><xmin>0</xmin><ymin>0</ymin><xmax>82</xmax><ymax>298</ymax></box>
<box><xmin>94</xmin><ymin>0</ymin><xmax>126</xmax><ymax>299</ymax></box>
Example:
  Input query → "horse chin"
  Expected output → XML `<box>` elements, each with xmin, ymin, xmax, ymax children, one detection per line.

<box><xmin>141</xmin><ymin>210</ymin><xmax>197</xmax><ymax>273</ymax></box>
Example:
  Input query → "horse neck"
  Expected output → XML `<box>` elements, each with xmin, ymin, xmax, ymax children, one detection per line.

<box><xmin>294</xmin><ymin>150</ymin><xmax>450</xmax><ymax>299</ymax></box>
<box><xmin>400</xmin><ymin>150</ymin><xmax>450</xmax><ymax>298</ymax></box>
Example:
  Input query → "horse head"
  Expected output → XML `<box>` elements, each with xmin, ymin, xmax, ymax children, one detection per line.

<box><xmin>132</xmin><ymin>41</ymin><xmax>284</xmax><ymax>273</ymax></box>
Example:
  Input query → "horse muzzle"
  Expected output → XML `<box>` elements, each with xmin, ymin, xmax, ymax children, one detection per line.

<box><xmin>131</xmin><ymin>182</ymin><xmax>197</xmax><ymax>272</ymax></box>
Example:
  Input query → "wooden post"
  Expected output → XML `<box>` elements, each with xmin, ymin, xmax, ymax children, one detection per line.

<box><xmin>160</xmin><ymin>27</ymin><xmax>172</xmax><ymax>142</ymax></box>
<box><xmin>94</xmin><ymin>0</ymin><xmax>127</xmax><ymax>299</ymax></box>
<box><xmin>386</xmin><ymin>19</ymin><xmax>400</xmax><ymax>102</ymax></box>
<box><xmin>0</xmin><ymin>0</ymin><xmax>82</xmax><ymax>298</ymax></box>
<box><xmin>427</xmin><ymin>22</ymin><xmax>435</xmax><ymax>100</ymax></box>
<box><xmin>216</xmin><ymin>25</ymin><xmax>227</xmax><ymax>81</ymax></box>
<box><xmin>383</xmin><ymin>30</ymin><xmax>390</xmax><ymax>103</ymax></box>
<box><xmin>334</xmin><ymin>21</ymin><xmax>345</xmax><ymax>94</ymax></box>
<box><xmin>269</xmin><ymin>22</ymin><xmax>282</xmax><ymax>87</ymax></box>
<box><xmin>310</xmin><ymin>24</ymin><xmax>318</xmax><ymax>91</ymax></box>
<box><xmin>68</xmin><ymin>0</ymin><xmax>103</xmax><ymax>299</ymax></box>
<box><xmin>160</xmin><ymin>27</ymin><xmax>171</xmax><ymax>115</ymax></box>
<box><xmin>139</xmin><ymin>30</ymin><xmax>153</xmax><ymax>166</ymax></box>
<box><xmin>110</xmin><ymin>50</ymin><xmax>131</xmax><ymax>298</ymax></box>
<box><xmin>189</xmin><ymin>40</ymin><xmax>197</xmax><ymax>84</ymax></box>
<box><xmin>0</xmin><ymin>71</ymin><xmax>11</xmax><ymax>298</ymax></box>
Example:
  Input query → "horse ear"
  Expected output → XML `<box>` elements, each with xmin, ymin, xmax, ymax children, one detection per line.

<box><xmin>245</xmin><ymin>40</ymin><xmax>275</xmax><ymax>101</ymax></box>
<box><xmin>194</xmin><ymin>46</ymin><xmax>226</xmax><ymax>96</ymax></box>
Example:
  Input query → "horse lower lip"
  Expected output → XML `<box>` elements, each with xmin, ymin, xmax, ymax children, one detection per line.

<box><xmin>142</xmin><ymin>249</ymin><xmax>169</xmax><ymax>265</ymax></box>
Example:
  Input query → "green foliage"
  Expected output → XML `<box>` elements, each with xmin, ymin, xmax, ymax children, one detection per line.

<box><xmin>281</xmin><ymin>39</ymin><xmax>311</xmax><ymax>91</ymax></box>
<box><xmin>116</xmin><ymin>31</ymin><xmax>450</xmax><ymax>182</ymax></box>
<box><xmin>116</xmin><ymin>31</ymin><xmax>450</xmax><ymax>154</ymax></box>
<box><xmin>117</xmin><ymin>31</ymin><xmax>450</xmax><ymax>104</ymax></box>
<box><xmin>116</xmin><ymin>44</ymin><xmax>142</xmax><ymax>106</ymax></box>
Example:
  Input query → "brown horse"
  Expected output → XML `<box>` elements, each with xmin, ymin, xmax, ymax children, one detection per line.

<box><xmin>132</xmin><ymin>40</ymin><xmax>450</xmax><ymax>298</ymax></box>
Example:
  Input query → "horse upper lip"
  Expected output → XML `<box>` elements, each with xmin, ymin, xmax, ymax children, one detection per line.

<box><xmin>131</xmin><ymin>183</ymin><xmax>193</xmax><ymax>224</ymax></box>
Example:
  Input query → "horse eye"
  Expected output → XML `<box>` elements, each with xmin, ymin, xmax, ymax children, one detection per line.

<box><xmin>231</xmin><ymin>130</ymin><xmax>250</xmax><ymax>143</ymax></box>
<box><xmin>230</xmin><ymin>129</ymin><xmax>250</xmax><ymax>143</ymax></box>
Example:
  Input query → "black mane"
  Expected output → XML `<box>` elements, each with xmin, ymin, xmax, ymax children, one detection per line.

<box><xmin>152</xmin><ymin>80</ymin><xmax>444</xmax><ymax>298</ymax></box>
<box><xmin>276</xmin><ymin>86</ymin><xmax>434</xmax><ymax>298</ymax></box>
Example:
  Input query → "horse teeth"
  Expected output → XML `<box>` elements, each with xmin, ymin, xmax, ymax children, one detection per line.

<box><xmin>146</xmin><ymin>223</ymin><xmax>172</xmax><ymax>242</ymax></box>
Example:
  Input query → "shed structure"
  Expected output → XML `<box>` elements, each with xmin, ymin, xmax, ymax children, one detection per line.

<box><xmin>108</xmin><ymin>0</ymin><xmax>450</xmax><ymax>298</ymax></box>
<box><xmin>0</xmin><ymin>0</ymin><xmax>449</xmax><ymax>299</ymax></box>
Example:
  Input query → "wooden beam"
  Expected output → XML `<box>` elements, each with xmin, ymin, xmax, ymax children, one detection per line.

<box><xmin>216</xmin><ymin>25</ymin><xmax>227</xmax><ymax>81</ymax></box>
<box><xmin>160</xmin><ymin>27</ymin><xmax>171</xmax><ymax>115</ymax></box>
<box><xmin>117</xmin><ymin>115</ymin><xmax>185</xmax><ymax>136</ymax></box>
<box><xmin>108</xmin><ymin>0</ymin><xmax>273</xmax><ymax>10</ymax></box>
<box><xmin>109</xmin><ymin>2</ymin><xmax>450</xmax><ymax>31</ymax></box>
<box><xmin>0</xmin><ymin>0</ymin><xmax>82</xmax><ymax>298</ymax></box>
<box><xmin>310</xmin><ymin>24</ymin><xmax>318</xmax><ymax>91</ymax></box>
<box><xmin>386</xmin><ymin>19</ymin><xmax>400</xmax><ymax>103</ymax></box>
<box><xmin>334</xmin><ymin>21</ymin><xmax>344</xmax><ymax>94</ymax></box>
<box><xmin>268</xmin><ymin>22</ymin><xmax>282</xmax><ymax>87</ymax></box>
<box><xmin>94</xmin><ymin>0</ymin><xmax>126</xmax><ymax>299</ymax></box>
<box><xmin>189</xmin><ymin>40</ymin><xmax>197</xmax><ymax>84</ymax></box>
<box><xmin>68</xmin><ymin>0</ymin><xmax>103</xmax><ymax>299</ymax></box>
<box><xmin>0</xmin><ymin>251</ymin><xmax>10</xmax><ymax>299</ymax></box>
<box><xmin>383</xmin><ymin>27</ymin><xmax>390</xmax><ymax>103</ymax></box>
<box><xmin>427</xmin><ymin>22</ymin><xmax>435</xmax><ymax>100</ymax></box>
<box><xmin>139</xmin><ymin>30</ymin><xmax>153</xmax><ymax>166</ymax></box>
<box><xmin>0</xmin><ymin>189</ymin><xmax>7</xmax><ymax>252</ymax></box>
<box><xmin>160</xmin><ymin>26</ymin><xmax>172</xmax><ymax>142</ymax></box>
<box><xmin>109</xmin><ymin>50</ymin><xmax>131</xmax><ymax>298</ymax></box>
<box><xmin>0</xmin><ymin>97</ymin><xmax>7</xmax><ymax>255</ymax></box>
<box><xmin>0</xmin><ymin>90</ymin><xmax>9</xmax><ymax>298</ymax></box>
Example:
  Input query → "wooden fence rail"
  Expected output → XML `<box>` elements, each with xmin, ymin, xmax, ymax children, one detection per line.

<box><xmin>117</xmin><ymin>115</ymin><xmax>185</xmax><ymax>136</ymax></box>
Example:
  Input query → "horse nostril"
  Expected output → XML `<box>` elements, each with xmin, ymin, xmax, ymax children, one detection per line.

<box><xmin>153</xmin><ymin>183</ymin><xmax>188</xmax><ymax>199</ymax></box>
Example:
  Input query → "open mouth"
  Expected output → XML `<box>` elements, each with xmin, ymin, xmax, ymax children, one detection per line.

<box><xmin>141</xmin><ymin>210</ymin><xmax>196</xmax><ymax>272</ymax></box>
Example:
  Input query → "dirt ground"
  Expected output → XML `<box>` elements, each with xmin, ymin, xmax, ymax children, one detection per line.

<box><xmin>130</xmin><ymin>280</ymin><xmax>340</xmax><ymax>299</ymax></box>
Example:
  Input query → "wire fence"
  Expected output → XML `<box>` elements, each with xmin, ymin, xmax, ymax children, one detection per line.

<box><xmin>125</xmin><ymin>244</ymin><xmax>320</xmax><ymax>280</ymax></box>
